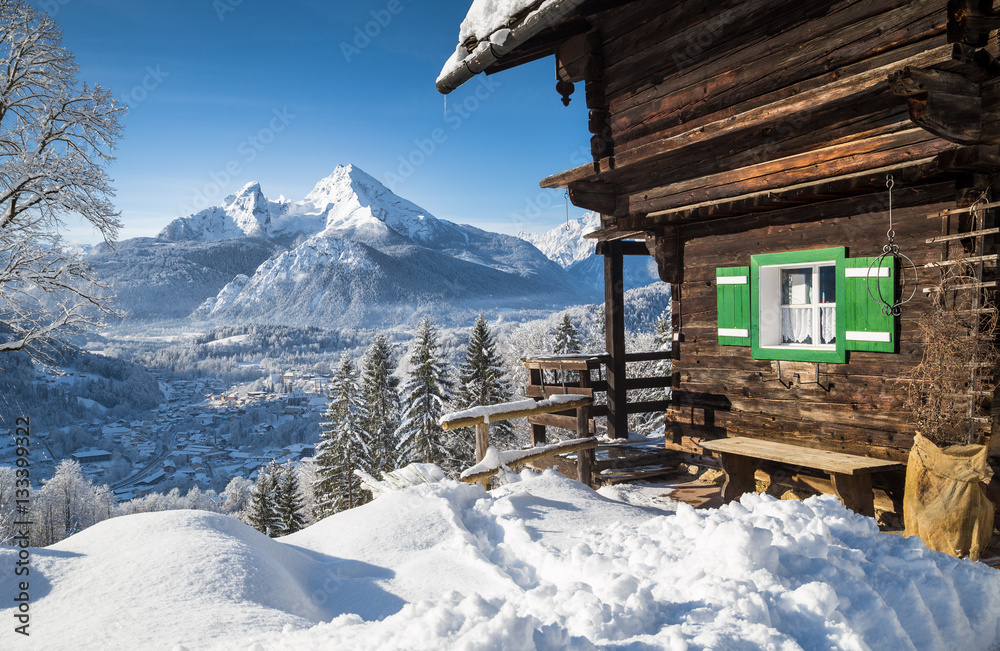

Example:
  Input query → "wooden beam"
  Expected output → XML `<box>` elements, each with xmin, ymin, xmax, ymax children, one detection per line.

<box><xmin>475</xmin><ymin>423</ymin><xmax>490</xmax><ymax>464</ymax></box>
<box><xmin>440</xmin><ymin>395</ymin><xmax>593</xmax><ymax>430</ymax></box>
<box><xmin>887</xmin><ymin>66</ymin><xmax>979</xmax><ymax>97</ymax></box>
<box><xmin>528</xmin><ymin>413</ymin><xmax>597</xmax><ymax>433</ymax></box>
<box><xmin>605</xmin><ymin>240</ymin><xmax>628</xmax><ymax>439</ymax></box>
<box><xmin>568</xmin><ymin>180</ymin><xmax>616</xmax><ymax>214</ymax></box>
<box><xmin>459</xmin><ymin>437</ymin><xmax>599</xmax><ymax>484</ymax></box>
<box><xmin>947</xmin><ymin>0</ymin><xmax>1000</xmax><ymax>48</ymax></box>
<box><xmin>583</xmin><ymin>226</ymin><xmax>645</xmax><ymax>241</ymax></box>
<box><xmin>595</xmin><ymin>239</ymin><xmax>649</xmax><ymax>255</ymax></box>
<box><xmin>906</xmin><ymin>92</ymin><xmax>983</xmax><ymax>145</ymax></box>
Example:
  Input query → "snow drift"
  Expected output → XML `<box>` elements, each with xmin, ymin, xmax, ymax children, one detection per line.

<box><xmin>2</xmin><ymin>471</ymin><xmax>999</xmax><ymax>649</ymax></box>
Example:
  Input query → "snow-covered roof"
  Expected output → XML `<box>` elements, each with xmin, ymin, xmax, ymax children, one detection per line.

<box><xmin>437</xmin><ymin>0</ymin><xmax>588</xmax><ymax>94</ymax></box>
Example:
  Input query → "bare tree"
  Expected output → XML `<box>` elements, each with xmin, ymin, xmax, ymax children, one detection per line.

<box><xmin>0</xmin><ymin>0</ymin><xmax>125</xmax><ymax>357</ymax></box>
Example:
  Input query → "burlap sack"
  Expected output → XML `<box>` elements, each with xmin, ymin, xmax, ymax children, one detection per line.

<box><xmin>904</xmin><ymin>433</ymin><xmax>995</xmax><ymax>561</ymax></box>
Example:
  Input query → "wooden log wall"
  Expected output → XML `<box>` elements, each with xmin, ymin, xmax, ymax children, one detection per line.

<box><xmin>665</xmin><ymin>180</ymin><xmax>963</xmax><ymax>464</ymax></box>
<box><xmin>544</xmin><ymin>0</ymin><xmax>1000</xmax><ymax>219</ymax></box>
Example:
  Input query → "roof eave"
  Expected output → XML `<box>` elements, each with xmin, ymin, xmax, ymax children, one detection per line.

<box><xmin>436</xmin><ymin>0</ymin><xmax>589</xmax><ymax>95</ymax></box>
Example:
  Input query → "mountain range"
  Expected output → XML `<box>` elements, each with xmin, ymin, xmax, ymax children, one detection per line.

<box><xmin>90</xmin><ymin>165</ymin><xmax>624</xmax><ymax>329</ymax></box>
<box><xmin>518</xmin><ymin>213</ymin><xmax>660</xmax><ymax>292</ymax></box>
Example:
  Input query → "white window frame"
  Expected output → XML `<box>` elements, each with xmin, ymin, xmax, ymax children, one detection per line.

<box><xmin>758</xmin><ymin>260</ymin><xmax>837</xmax><ymax>351</ymax></box>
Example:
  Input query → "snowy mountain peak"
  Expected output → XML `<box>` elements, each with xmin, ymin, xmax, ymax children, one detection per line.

<box><xmin>223</xmin><ymin>181</ymin><xmax>272</xmax><ymax>237</ymax></box>
<box><xmin>158</xmin><ymin>164</ymin><xmax>460</xmax><ymax>247</ymax></box>
<box><xmin>518</xmin><ymin>212</ymin><xmax>601</xmax><ymax>268</ymax></box>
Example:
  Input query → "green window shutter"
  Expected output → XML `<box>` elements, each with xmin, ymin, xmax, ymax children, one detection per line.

<box><xmin>843</xmin><ymin>257</ymin><xmax>897</xmax><ymax>353</ymax></box>
<box><xmin>716</xmin><ymin>266</ymin><xmax>751</xmax><ymax>346</ymax></box>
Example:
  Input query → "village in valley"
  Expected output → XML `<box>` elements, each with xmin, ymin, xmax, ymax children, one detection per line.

<box><xmin>0</xmin><ymin>366</ymin><xmax>327</xmax><ymax>500</ymax></box>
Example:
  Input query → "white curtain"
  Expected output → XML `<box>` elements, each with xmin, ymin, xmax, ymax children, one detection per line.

<box><xmin>781</xmin><ymin>307</ymin><xmax>812</xmax><ymax>344</ymax></box>
<box><xmin>820</xmin><ymin>306</ymin><xmax>836</xmax><ymax>344</ymax></box>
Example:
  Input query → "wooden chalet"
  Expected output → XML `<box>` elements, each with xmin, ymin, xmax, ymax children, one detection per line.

<box><xmin>438</xmin><ymin>0</ymin><xmax>1000</xmax><ymax>510</ymax></box>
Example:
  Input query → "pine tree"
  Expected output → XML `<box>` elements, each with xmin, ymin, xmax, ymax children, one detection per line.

<box><xmin>455</xmin><ymin>314</ymin><xmax>514</xmax><ymax>464</ymax></box>
<box><xmin>552</xmin><ymin>314</ymin><xmax>582</xmax><ymax>355</ymax></box>
<box><xmin>245</xmin><ymin>461</ymin><xmax>280</xmax><ymax>537</ymax></box>
<box><xmin>275</xmin><ymin>462</ymin><xmax>305</xmax><ymax>536</ymax></box>
<box><xmin>654</xmin><ymin>307</ymin><xmax>673</xmax><ymax>399</ymax></box>
<box><xmin>655</xmin><ymin>308</ymin><xmax>671</xmax><ymax>350</ymax></box>
<box><xmin>397</xmin><ymin>317</ymin><xmax>453</xmax><ymax>468</ymax></box>
<box><xmin>359</xmin><ymin>334</ymin><xmax>402</xmax><ymax>476</ymax></box>
<box><xmin>314</xmin><ymin>353</ymin><xmax>370</xmax><ymax>519</ymax></box>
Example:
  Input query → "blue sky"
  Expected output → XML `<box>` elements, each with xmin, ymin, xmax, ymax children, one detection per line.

<box><xmin>45</xmin><ymin>0</ymin><xmax>591</xmax><ymax>244</ymax></box>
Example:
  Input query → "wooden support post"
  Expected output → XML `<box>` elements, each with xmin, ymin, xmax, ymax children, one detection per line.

<box><xmin>475</xmin><ymin>422</ymin><xmax>490</xmax><ymax>464</ymax></box>
<box><xmin>531</xmin><ymin>423</ymin><xmax>547</xmax><ymax>447</ymax></box>
<box><xmin>475</xmin><ymin>422</ymin><xmax>491</xmax><ymax>488</ymax></box>
<box><xmin>604</xmin><ymin>240</ymin><xmax>628</xmax><ymax>439</ymax></box>
<box><xmin>718</xmin><ymin>453</ymin><xmax>756</xmax><ymax>502</ymax></box>
<box><xmin>577</xmin><ymin>445</ymin><xmax>593</xmax><ymax>486</ymax></box>
<box><xmin>830</xmin><ymin>473</ymin><xmax>875</xmax><ymax>517</ymax></box>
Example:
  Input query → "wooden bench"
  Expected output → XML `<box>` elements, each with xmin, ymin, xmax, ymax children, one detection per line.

<box><xmin>700</xmin><ymin>437</ymin><xmax>903</xmax><ymax>517</ymax></box>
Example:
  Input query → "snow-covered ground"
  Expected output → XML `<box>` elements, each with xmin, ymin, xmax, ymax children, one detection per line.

<box><xmin>2</xmin><ymin>470</ymin><xmax>999</xmax><ymax>649</ymax></box>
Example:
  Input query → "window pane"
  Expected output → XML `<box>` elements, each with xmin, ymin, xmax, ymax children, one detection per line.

<box><xmin>819</xmin><ymin>265</ymin><xmax>836</xmax><ymax>304</ymax></box>
<box><xmin>781</xmin><ymin>269</ymin><xmax>812</xmax><ymax>305</ymax></box>
<box><xmin>781</xmin><ymin>306</ymin><xmax>813</xmax><ymax>344</ymax></box>
<box><xmin>820</xmin><ymin>306</ymin><xmax>836</xmax><ymax>344</ymax></box>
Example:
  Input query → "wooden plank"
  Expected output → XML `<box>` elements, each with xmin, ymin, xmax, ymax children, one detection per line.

<box><xmin>523</xmin><ymin>355</ymin><xmax>607</xmax><ymax>370</ymax></box>
<box><xmin>624</xmin><ymin>375</ymin><xmax>673</xmax><ymax>390</ymax></box>
<box><xmin>528</xmin><ymin>413</ymin><xmax>597</xmax><ymax>433</ymax></box>
<box><xmin>460</xmin><ymin>437</ymin><xmax>599</xmax><ymax>485</ymax></box>
<box><xmin>441</xmin><ymin>396</ymin><xmax>592</xmax><ymax>430</ymax></box>
<box><xmin>700</xmin><ymin>437</ymin><xmax>903</xmax><ymax>475</ymax></box>
<box><xmin>526</xmin><ymin>385</ymin><xmax>598</xmax><ymax>398</ymax></box>
<box><xmin>926</xmin><ymin>228</ymin><xmax>1000</xmax><ymax>243</ymax></box>
<box><xmin>624</xmin><ymin>350</ymin><xmax>674</xmax><ymax>362</ymax></box>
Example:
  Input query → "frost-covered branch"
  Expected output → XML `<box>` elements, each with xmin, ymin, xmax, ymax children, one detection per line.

<box><xmin>0</xmin><ymin>0</ymin><xmax>125</xmax><ymax>356</ymax></box>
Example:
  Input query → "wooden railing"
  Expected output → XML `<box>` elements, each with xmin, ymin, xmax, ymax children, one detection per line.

<box><xmin>441</xmin><ymin>395</ymin><xmax>596</xmax><ymax>486</ymax></box>
<box><xmin>523</xmin><ymin>351</ymin><xmax>673</xmax><ymax>442</ymax></box>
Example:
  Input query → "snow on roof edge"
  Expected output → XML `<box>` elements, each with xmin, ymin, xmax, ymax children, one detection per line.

<box><xmin>437</xmin><ymin>0</ymin><xmax>589</xmax><ymax>94</ymax></box>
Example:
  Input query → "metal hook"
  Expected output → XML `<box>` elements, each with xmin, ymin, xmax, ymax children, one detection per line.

<box><xmin>866</xmin><ymin>174</ymin><xmax>916</xmax><ymax>316</ymax></box>
<box><xmin>564</xmin><ymin>190</ymin><xmax>571</xmax><ymax>232</ymax></box>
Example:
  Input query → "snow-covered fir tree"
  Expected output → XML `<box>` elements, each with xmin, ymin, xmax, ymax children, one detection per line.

<box><xmin>360</xmin><ymin>334</ymin><xmax>402</xmax><ymax>476</ymax></box>
<box><xmin>30</xmin><ymin>460</ymin><xmax>115</xmax><ymax>547</ymax></box>
<box><xmin>314</xmin><ymin>353</ymin><xmax>370</xmax><ymax>518</ymax></box>
<box><xmin>245</xmin><ymin>461</ymin><xmax>281</xmax><ymax>537</ymax></box>
<box><xmin>275</xmin><ymin>461</ymin><xmax>305</xmax><ymax>536</ymax></box>
<box><xmin>552</xmin><ymin>314</ymin><xmax>583</xmax><ymax>355</ymax></box>
<box><xmin>655</xmin><ymin>308</ymin><xmax>671</xmax><ymax>351</ymax></box>
<box><xmin>397</xmin><ymin>316</ymin><xmax>454</xmax><ymax>469</ymax></box>
<box><xmin>454</xmin><ymin>314</ymin><xmax>515</xmax><ymax>463</ymax></box>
